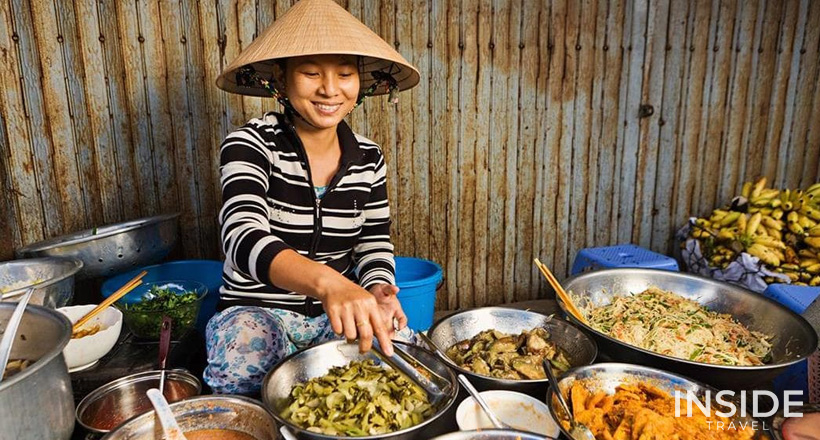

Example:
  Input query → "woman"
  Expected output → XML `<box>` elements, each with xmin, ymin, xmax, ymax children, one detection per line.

<box><xmin>208</xmin><ymin>0</ymin><xmax>420</xmax><ymax>394</ymax></box>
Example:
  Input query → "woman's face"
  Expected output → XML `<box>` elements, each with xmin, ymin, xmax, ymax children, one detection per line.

<box><xmin>282</xmin><ymin>54</ymin><xmax>360</xmax><ymax>131</ymax></box>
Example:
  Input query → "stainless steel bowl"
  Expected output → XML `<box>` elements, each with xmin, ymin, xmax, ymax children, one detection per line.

<box><xmin>561</xmin><ymin>269</ymin><xmax>819</xmax><ymax>389</ymax></box>
<box><xmin>102</xmin><ymin>395</ymin><xmax>277</xmax><ymax>440</ymax></box>
<box><xmin>76</xmin><ymin>368</ymin><xmax>202</xmax><ymax>434</ymax></box>
<box><xmin>0</xmin><ymin>257</ymin><xmax>83</xmax><ymax>308</ymax></box>
<box><xmin>546</xmin><ymin>363</ymin><xmax>768</xmax><ymax>440</ymax></box>
<box><xmin>426</xmin><ymin>307</ymin><xmax>597</xmax><ymax>395</ymax></box>
<box><xmin>263</xmin><ymin>339</ymin><xmax>459</xmax><ymax>440</ymax></box>
<box><xmin>0</xmin><ymin>303</ymin><xmax>75</xmax><ymax>440</ymax></box>
<box><xmin>15</xmin><ymin>213</ymin><xmax>179</xmax><ymax>279</ymax></box>
<box><xmin>429</xmin><ymin>430</ymin><xmax>552</xmax><ymax>440</ymax></box>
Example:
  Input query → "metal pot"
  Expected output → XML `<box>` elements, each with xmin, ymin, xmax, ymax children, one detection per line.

<box><xmin>263</xmin><ymin>340</ymin><xmax>459</xmax><ymax>440</ymax></box>
<box><xmin>561</xmin><ymin>268</ymin><xmax>819</xmax><ymax>389</ymax></box>
<box><xmin>76</xmin><ymin>369</ymin><xmax>201</xmax><ymax>435</ymax></box>
<box><xmin>426</xmin><ymin>307</ymin><xmax>597</xmax><ymax>396</ymax></box>
<box><xmin>0</xmin><ymin>303</ymin><xmax>74</xmax><ymax>440</ymax></box>
<box><xmin>102</xmin><ymin>395</ymin><xmax>276</xmax><ymax>440</ymax></box>
<box><xmin>16</xmin><ymin>213</ymin><xmax>179</xmax><ymax>279</ymax></box>
<box><xmin>0</xmin><ymin>257</ymin><xmax>83</xmax><ymax>308</ymax></box>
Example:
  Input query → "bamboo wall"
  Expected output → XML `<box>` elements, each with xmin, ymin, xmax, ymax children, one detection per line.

<box><xmin>1</xmin><ymin>0</ymin><xmax>819</xmax><ymax>310</ymax></box>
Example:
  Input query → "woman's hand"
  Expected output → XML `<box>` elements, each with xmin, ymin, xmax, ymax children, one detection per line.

<box><xmin>368</xmin><ymin>283</ymin><xmax>407</xmax><ymax>337</ymax></box>
<box><xmin>319</xmin><ymin>278</ymin><xmax>394</xmax><ymax>356</ymax></box>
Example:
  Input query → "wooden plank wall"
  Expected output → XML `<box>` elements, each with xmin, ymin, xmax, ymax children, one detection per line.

<box><xmin>1</xmin><ymin>0</ymin><xmax>819</xmax><ymax>311</ymax></box>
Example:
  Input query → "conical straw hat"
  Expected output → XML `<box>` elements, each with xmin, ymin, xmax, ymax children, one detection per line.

<box><xmin>217</xmin><ymin>0</ymin><xmax>420</xmax><ymax>97</ymax></box>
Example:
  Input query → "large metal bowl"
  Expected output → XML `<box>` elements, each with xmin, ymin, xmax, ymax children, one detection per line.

<box><xmin>547</xmin><ymin>363</ymin><xmax>768</xmax><ymax>439</ymax></box>
<box><xmin>0</xmin><ymin>257</ymin><xmax>83</xmax><ymax>308</ymax></box>
<box><xmin>561</xmin><ymin>268</ymin><xmax>819</xmax><ymax>389</ymax></box>
<box><xmin>15</xmin><ymin>213</ymin><xmax>179</xmax><ymax>279</ymax></box>
<box><xmin>0</xmin><ymin>303</ymin><xmax>75</xmax><ymax>440</ymax></box>
<box><xmin>263</xmin><ymin>339</ymin><xmax>459</xmax><ymax>440</ymax></box>
<box><xmin>426</xmin><ymin>307</ymin><xmax>597</xmax><ymax>395</ymax></box>
<box><xmin>102</xmin><ymin>395</ymin><xmax>277</xmax><ymax>440</ymax></box>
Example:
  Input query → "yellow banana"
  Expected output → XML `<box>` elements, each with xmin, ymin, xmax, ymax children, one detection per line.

<box><xmin>806</xmin><ymin>263</ymin><xmax>820</xmax><ymax>274</ymax></box>
<box><xmin>800</xmin><ymin>206</ymin><xmax>820</xmax><ymax>221</ymax></box>
<box><xmin>799</xmin><ymin>215</ymin><xmax>817</xmax><ymax>229</ymax></box>
<box><xmin>737</xmin><ymin>214</ymin><xmax>748</xmax><ymax>232</ymax></box>
<box><xmin>759</xmin><ymin>207</ymin><xmax>774</xmax><ymax>216</ymax></box>
<box><xmin>761</xmin><ymin>216</ymin><xmax>782</xmax><ymax>231</ymax></box>
<box><xmin>811</xmin><ymin>276</ymin><xmax>820</xmax><ymax>287</ymax></box>
<box><xmin>741</xmin><ymin>181</ymin><xmax>752</xmax><ymax>198</ymax></box>
<box><xmin>711</xmin><ymin>210</ymin><xmax>728</xmax><ymax>222</ymax></box>
<box><xmin>805</xmin><ymin>182</ymin><xmax>820</xmax><ymax>195</ymax></box>
<box><xmin>799</xmin><ymin>249</ymin><xmax>819</xmax><ymax>258</ymax></box>
<box><xmin>805</xmin><ymin>236</ymin><xmax>820</xmax><ymax>249</ymax></box>
<box><xmin>769</xmin><ymin>198</ymin><xmax>782</xmax><ymax>208</ymax></box>
<box><xmin>746</xmin><ymin>213</ymin><xmax>762</xmax><ymax>236</ymax></box>
<box><xmin>783</xmin><ymin>201</ymin><xmax>794</xmax><ymax>211</ymax></box>
<box><xmin>748</xmin><ymin>244</ymin><xmax>780</xmax><ymax>266</ymax></box>
<box><xmin>751</xmin><ymin>197</ymin><xmax>775</xmax><ymax>207</ymax></box>
<box><xmin>751</xmin><ymin>177</ymin><xmax>767</xmax><ymax>199</ymax></box>
<box><xmin>790</xmin><ymin>189</ymin><xmax>804</xmax><ymax>203</ymax></box>
<box><xmin>759</xmin><ymin>189</ymin><xmax>780</xmax><ymax>200</ymax></box>
<box><xmin>788</xmin><ymin>222</ymin><xmax>806</xmax><ymax>235</ymax></box>
<box><xmin>767</xmin><ymin>227</ymin><xmax>783</xmax><ymax>240</ymax></box>
<box><xmin>809</xmin><ymin>225</ymin><xmax>820</xmax><ymax>237</ymax></box>
<box><xmin>754</xmin><ymin>236</ymin><xmax>786</xmax><ymax>249</ymax></box>
<box><xmin>787</xmin><ymin>211</ymin><xmax>800</xmax><ymax>224</ymax></box>
<box><xmin>717</xmin><ymin>229</ymin><xmax>736</xmax><ymax>241</ymax></box>
<box><xmin>781</xmin><ymin>189</ymin><xmax>792</xmax><ymax>205</ymax></box>
<box><xmin>719</xmin><ymin>211</ymin><xmax>741</xmax><ymax>227</ymax></box>
<box><xmin>786</xmin><ymin>271</ymin><xmax>801</xmax><ymax>282</ymax></box>
<box><xmin>771</xmin><ymin>208</ymin><xmax>784</xmax><ymax>220</ymax></box>
<box><xmin>800</xmin><ymin>258</ymin><xmax>820</xmax><ymax>268</ymax></box>
<box><xmin>781</xmin><ymin>263</ymin><xmax>800</xmax><ymax>271</ymax></box>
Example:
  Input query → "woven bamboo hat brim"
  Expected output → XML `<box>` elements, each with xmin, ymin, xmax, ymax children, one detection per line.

<box><xmin>216</xmin><ymin>0</ymin><xmax>420</xmax><ymax>97</ymax></box>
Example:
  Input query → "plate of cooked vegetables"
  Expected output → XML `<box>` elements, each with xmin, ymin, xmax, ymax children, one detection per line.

<box><xmin>263</xmin><ymin>339</ymin><xmax>458</xmax><ymax>439</ymax></box>
<box><xmin>547</xmin><ymin>363</ymin><xmax>769</xmax><ymax>440</ymax></box>
<box><xmin>425</xmin><ymin>307</ymin><xmax>597</xmax><ymax>394</ymax></box>
<box><xmin>561</xmin><ymin>268</ymin><xmax>818</xmax><ymax>389</ymax></box>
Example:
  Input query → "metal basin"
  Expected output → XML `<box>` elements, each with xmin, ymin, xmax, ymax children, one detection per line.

<box><xmin>561</xmin><ymin>268</ymin><xmax>819</xmax><ymax>389</ymax></box>
<box><xmin>262</xmin><ymin>339</ymin><xmax>459</xmax><ymax>440</ymax></box>
<box><xmin>0</xmin><ymin>257</ymin><xmax>82</xmax><ymax>308</ymax></box>
<box><xmin>16</xmin><ymin>213</ymin><xmax>179</xmax><ymax>279</ymax></box>
<box><xmin>76</xmin><ymin>369</ymin><xmax>202</xmax><ymax>434</ymax></box>
<box><xmin>426</xmin><ymin>307</ymin><xmax>597</xmax><ymax>396</ymax></box>
<box><xmin>430</xmin><ymin>430</ymin><xmax>552</xmax><ymax>440</ymax></box>
<box><xmin>102</xmin><ymin>395</ymin><xmax>277</xmax><ymax>440</ymax></box>
<box><xmin>0</xmin><ymin>303</ymin><xmax>74</xmax><ymax>440</ymax></box>
<box><xmin>547</xmin><ymin>363</ymin><xmax>769</xmax><ymax>439</ymax></box>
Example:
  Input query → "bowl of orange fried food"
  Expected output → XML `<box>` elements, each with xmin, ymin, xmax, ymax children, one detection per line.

<box><xmin>548</xmin><ymin>363</ymin><xmax>769</xmax><ymax>440</ymax></box>
<box><xmin>58</xmin><ymin>304</ymin><xmax>122</xmax><ymax>371</ymax></box>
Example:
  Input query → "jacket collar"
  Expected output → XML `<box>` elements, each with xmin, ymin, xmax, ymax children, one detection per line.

<box><xmin>276</xmin><ymin>112</ymin><xmax>361</xmax><ymax>165</ymax></box>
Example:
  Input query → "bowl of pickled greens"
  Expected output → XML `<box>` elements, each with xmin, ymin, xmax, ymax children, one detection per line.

<box><xmin>116</xmin><ymin>281</ymin><xmax>206</xmax><ymax>340</ymax></box>
<box><xmin>263</xmin><ymin>339</ymin><xmax>458</xmax><ymax>439</ymax></box>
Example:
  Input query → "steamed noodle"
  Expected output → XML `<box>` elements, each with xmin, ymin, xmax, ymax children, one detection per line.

<box><xmin>581</xmin><ymin>287</ymin><xmax>772</xmax><ymax>366</ymax></box>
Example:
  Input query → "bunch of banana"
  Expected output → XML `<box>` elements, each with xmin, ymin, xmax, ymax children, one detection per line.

<box><xmin>689</xmin><ymin>179</ymin><xmax>820</xmax><ymax>285</ymax></box>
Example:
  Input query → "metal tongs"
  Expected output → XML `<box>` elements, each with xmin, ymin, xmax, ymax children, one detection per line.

<box><xmin>370</xmin><ymin>339</ymin><xmax>449</xmax><ymax>405</ymax></box>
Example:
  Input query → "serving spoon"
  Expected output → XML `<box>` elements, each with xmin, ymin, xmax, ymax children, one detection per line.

<box><xmin>146</xmin><ymin>388</ymin><xmax>187</xmax><ymax>440</ymax></box>
<box><xmin>543</xmin><ymin>360</ymin><xmax>595</xmax><ymax>440</ymax></box>
<box><xmin>0</xmin><ymin>287</ymin><xmax>35</xmax><ymax>385</ymax></box>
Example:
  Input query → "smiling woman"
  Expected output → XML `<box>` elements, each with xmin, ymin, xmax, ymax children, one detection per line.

<box><xmin>206</xmin><ymin>0</ymin><xmax>421</xmax><ymax>395</ymax></box>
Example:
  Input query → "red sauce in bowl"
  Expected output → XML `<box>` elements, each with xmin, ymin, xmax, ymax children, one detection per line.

<box><xmin>184</xmin><ymin>429</ymin><xmax>256</xmax><ymax>440</ymax></box>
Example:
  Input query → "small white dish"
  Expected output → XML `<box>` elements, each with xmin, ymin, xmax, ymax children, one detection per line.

<box><xmin>456</xmin><ymin>389</ymin><xmax>560</xmax><ymax>437</ymax></box>
<box><xmin>58</xmin><ymin>304</ymin><xmax>122</xmax><ymax>371</ymax></box>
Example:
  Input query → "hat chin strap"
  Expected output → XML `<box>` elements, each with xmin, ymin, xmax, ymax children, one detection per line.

<box><xmin>236</xmin><ymin>65</ymin><xmax>400</xmax><ymax>128</ymax></box>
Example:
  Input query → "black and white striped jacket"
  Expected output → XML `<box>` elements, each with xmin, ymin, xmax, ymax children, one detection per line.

<box><xmin>218</xmin><ymin>112</ymin><xmax>395</xmax><ymax>316</ymax></box>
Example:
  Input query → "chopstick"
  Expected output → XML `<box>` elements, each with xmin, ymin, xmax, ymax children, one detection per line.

<box><xmin>533</xmin><ymin>259</ymin><xmax>588</xmax><ymax>325</ymax></box>
<box><xmin>71</xmin><ymin>270</ymin><xmax>147</xmax><ymax>333</ymax></box>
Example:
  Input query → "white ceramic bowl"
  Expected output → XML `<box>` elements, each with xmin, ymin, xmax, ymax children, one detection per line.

<box><xmin>456</xmin><ymin>390</ymin><xmax>560</xmax><ymax>437</ymax></box>
<box><xmin>57</xmin><ymin>304</ymin><xmax>122</xmax><ymax>371</ymax></box>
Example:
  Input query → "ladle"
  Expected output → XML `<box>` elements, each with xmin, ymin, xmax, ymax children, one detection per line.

<box><xmin>543</xmin><ymin>360</ymin><xmax>595</xmax><ymax>440</ymax></box>
<box><xmin>456</xmin><ymin>374</ymin><xmax>511</xmax><ymax>430</ymax></box>
<box><xmin>146</xmin><ymin>388</ymin><xmax>186</xmax><ymax>440</ymax></box>
<box><xmin>0</xmin><ymin>288</ymin><xmax>35</xmax><ymax>385</ymax></box>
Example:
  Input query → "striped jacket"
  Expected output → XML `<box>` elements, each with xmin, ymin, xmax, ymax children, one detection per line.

<box><xmin>218</xmin><ymin>112</ymin><xmax>395</xmax><ymax>316</ymax></box>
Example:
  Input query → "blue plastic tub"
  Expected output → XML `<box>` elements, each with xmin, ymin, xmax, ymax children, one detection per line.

<box><xmin>100</xmin><ymin>260</ymin><xmax>223</xmax><ymax>335</ymax></box>
<box><xmin>395</xmin><ymin>257</ymin><xmax>442</xmax><ymax>332</ymax></box>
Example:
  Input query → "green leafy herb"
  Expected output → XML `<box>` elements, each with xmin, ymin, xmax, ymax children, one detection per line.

<box><xmin>120</xmin><ymin>285</ymin><xmax>200</xmax><ymax>339</ymax></box>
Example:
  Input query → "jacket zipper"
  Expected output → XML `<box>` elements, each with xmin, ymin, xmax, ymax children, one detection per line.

<box><xmin>287</xmin><ymin>124</ymin><xmax>350</xmax><ymax>260</ymax></box>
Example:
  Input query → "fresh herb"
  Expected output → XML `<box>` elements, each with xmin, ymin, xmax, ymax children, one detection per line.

<box><xmin>120</xmin><ymin>285</ymin><xmax>200</xmax><ymax>339</ymax></box>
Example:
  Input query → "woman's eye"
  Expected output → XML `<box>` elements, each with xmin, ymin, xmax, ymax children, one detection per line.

<box><xmin>339</xmin><ymin>73</ymin><xmax>354</xmax><ymax>78</ymax></box>
<box><xmin>303</xmin><ymin>72</ymin><xmax>319</xmax><ymax>78</ymax></box>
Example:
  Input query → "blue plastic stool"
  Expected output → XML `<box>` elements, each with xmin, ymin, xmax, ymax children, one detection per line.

<box><xmin>762</xmin><ymin>284</ymin><xmax>820</xmax><ymax>401</ymax></box>
<box><xmin>570</xmin><ymin>244</ymin><xmax>679</xmax><ymax>275</ymax></box>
